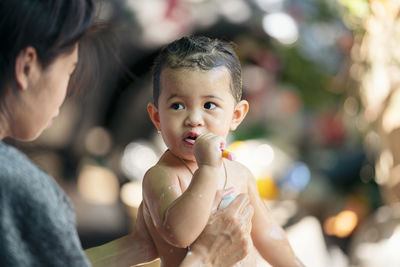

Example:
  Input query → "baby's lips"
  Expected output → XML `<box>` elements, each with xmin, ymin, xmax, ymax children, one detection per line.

<box><xmin>183</xmin><ymin>132</ymin><xmax>200</xmax><ymax>145</ymax></box>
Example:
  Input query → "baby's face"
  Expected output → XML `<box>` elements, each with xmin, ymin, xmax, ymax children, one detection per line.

<box><xmin>157</xmin><ymin>67</ymin><xmax>236</xmax><ymax>161</ymax></box>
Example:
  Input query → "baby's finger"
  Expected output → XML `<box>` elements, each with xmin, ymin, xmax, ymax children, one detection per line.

<box><xmin>199</xmin><ymin>133</ymin><xmax>226</xmax><ymax>150</ymax></box>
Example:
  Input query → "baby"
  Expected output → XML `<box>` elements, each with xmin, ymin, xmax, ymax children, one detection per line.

<box><xmin>142</xmin><ymin>36</ymin><xmax>304</xmax><ymax>267</ymax></box>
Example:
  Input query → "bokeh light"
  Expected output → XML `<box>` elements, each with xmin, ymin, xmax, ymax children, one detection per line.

<box><xmin>344</xmin><ymin>96</ymin><xmax>359</xmax><ymax>116</ymax></box>
<box><xmin>324</xmin><ymin>210</ymin><xmax>359</xmax><ymax>238</ymax></box>
<box><xmin>85</xmin><ymin>126</ymin><xmax>113</xmax><ymax>157</ymax></box>
<box><xmin>256</xmin><ymin>176</ymin><xmax>279</xmax><ymax>199</ymax></box>
<box><xmin>228</xmin><ymin>140</ymin><xmax>291</xmax><ymax>180</ymax></box>
<box><xmin>262</xmin><ymin>12</ymin><xmax>298</xmax><ymax>45</ymax></box>
<box><xmin>254</xmin><ymin>0</ymin><xmax>284</xmax><ymax>13</ymax></box>
<box><xmin>254</xmin><ymin>143</ymin><xmax>275</xmax><ymax>166</ymax></box>
<box><xmin>120</xmin><ymin>141</ymin><xmax>158</xmax><ymax>181</ymax></box>
<box><xmin>281</xmin><ymin>162</ymin><xmax>311</xmax><ymax>193</ymax></box>
<box><xmin>218</xmin><ymin>0</ymin><xmax>251</xmax><ymax>24</ymax></box>
<box><xmin>77</xmin><ymin>165</ymin><xmax>119</xmax><ymax>205</ymax></box>
<box><xmin>355</xmin><ymin>225</ymin><xmax>400</xmax><ymax>267</ymax></box>
<box><xmin>335</xmin><ymin>210</ymin><xmax>359</xmax><ymax>238</ymax></box>
<box><xmin>120</xmin><ymin>182</ymin><xmax>142</xmax><ymax>209</ymax></box>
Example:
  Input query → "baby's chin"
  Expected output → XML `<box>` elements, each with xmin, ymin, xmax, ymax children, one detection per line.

<box><xmin>180</xmin><ymin>153</ymin><xmax>197</xmax><ymax>163</ymax></box>
<box><xmin>170</xmin><ymin>148</ymin><xmax>196</xmax><ymax>162</ymax></box>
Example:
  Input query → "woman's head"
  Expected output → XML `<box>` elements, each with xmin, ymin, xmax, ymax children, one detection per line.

<box><xmin>0</xmin><ymin>0</ymin><xmax>93</xmax><ymax>92</ymax></box>
<box><xmin>0</xmin><ymin>0</ymin><xmax>93</xmax><ymax>140</ymax></box>
<box><xmin>152</xmin><ymin>36</ymin><xmax>243</xmax><ymax>108</ymax></box>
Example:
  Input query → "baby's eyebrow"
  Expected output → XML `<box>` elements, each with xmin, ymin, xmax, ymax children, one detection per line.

<box><xmin>166</xmin><ymin>94</ymin><xmax>181</xmax><ymax>101</ymax></box>
<box><xmin>203</xmin><ymin>95</ymin><xmax>224</xmax><ymax>101</ymax></box>
<box><xmin>166</xmin><ymin>94</ymin><xmax>224</xmax><ymax>102</ymax></box>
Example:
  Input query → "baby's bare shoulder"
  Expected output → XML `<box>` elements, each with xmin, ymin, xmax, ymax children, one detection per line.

<box><xmin>143</xmin><ymin>159</ymin><xmax>179</xmax><ymax>187</ymax></box>
<box><xmin>226</xmin><ymin>159</ymin><xmax>254</xmax><ymax>180</ymax></box>
<box><xmin>143</xmin><ymin>162</ymin><xmax>178</xmax><ymax>185</ymax></box>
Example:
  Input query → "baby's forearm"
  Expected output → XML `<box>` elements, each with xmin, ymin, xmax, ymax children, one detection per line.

<box><xmin>162</xmin><ymin>165</ymin><xmax>220</xmax><ymax>248</ymax></box>
<box><xmin>254</xmin><ymin>233</ymin><xmax>305</xmax><ymax>267</ymax></box>
<box><xmin>247</xmin><ymin>175</ymin><xmax>305</xmax><ymax>267</ymax></box>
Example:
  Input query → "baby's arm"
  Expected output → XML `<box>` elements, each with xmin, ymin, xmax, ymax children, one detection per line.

<box><xmin>143</xmin><ymin>134</ymin><xmax>225</xmax><ymax>248</ymax></box>
<box><xmin>247</xmin><ymin>172</ymin><xmax>305</xmax><ymax>267</ymax></box>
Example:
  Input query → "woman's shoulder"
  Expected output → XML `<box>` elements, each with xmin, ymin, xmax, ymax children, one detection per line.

<box><xmin>0</xmin><ymin>142</ymin><xmax>49</xmax><ymax>184</ymax></box>
<box><xmin>0</xmin><ymin>141</ymin><xmax>67</xmax><ymax>209</ymax></box>
<box><xmin>0</xmin><ymin>140</ymin><xmax>30</xmax><ymax>165</ymax></box>
<box><xmin>0</xmin><ymin>141</ymin><xmax>39</xmax><ymax>169</ymax></box>
<box><xmin>0</xmin><ymin>142</ymin><xmax>87</xmax><ymax>267</ymax></box>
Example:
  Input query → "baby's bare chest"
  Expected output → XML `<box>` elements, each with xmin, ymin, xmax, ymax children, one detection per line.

<box><xmin>178</xmin><ymin>165</ymin><xmax>249</xmax><ymax>195</ymax></box>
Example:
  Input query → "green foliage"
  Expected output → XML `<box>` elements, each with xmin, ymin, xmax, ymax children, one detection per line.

<box><xmin>277</xmin><ymin>46</ymin><xmax>340</xmax><ymax>110</ymax></box>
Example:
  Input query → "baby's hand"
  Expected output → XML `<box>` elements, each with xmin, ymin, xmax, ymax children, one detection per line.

<box><xmin>194</xmin><ymin>133</ymin><xmax>225</xmax><ymax>168</ymax></box>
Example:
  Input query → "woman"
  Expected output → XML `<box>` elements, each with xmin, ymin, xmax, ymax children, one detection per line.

<box><xmin>0</xmin><ymin>0</ymin><xmax>253</xmax><ymax>266</ymax></box>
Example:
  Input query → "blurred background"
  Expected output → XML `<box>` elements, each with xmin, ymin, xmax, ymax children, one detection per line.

<box><xmin>6</xmin><ymin>0</ymin><xmax>400</xmax><ymax>266</ymax></box>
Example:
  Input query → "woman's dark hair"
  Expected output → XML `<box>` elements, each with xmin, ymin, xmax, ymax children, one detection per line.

<box><xmin>152</xmin><ymin>36</ymin><xmax>242</xmax><ymax>107</ymax></box>
<box><xmin>0</xmin><ymin>0</ymin><xmax>94</xmax><ymax>93</ymax></box>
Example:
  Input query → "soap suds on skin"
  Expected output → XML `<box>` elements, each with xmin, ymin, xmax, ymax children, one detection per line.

<box><xmin>268</xmin><ymin>225</ymin><xmax>285</xmax><ymax>240</ymax></box>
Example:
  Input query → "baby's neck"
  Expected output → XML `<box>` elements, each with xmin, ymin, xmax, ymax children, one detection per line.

<box><xmin>167</xmin><ymin>149</ymin><xmax>198</xmax><ymax>175</ymax></box>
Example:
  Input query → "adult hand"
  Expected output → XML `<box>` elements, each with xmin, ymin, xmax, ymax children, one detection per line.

<box><xmin>181</xmin><ymin>193</ymin><xmax>254</xmax><ymax>267</ymax></box>
<box><xmin>86</xmin><ymin>203</ymin><xmax>158</xmax><ymax>267</ymax></box>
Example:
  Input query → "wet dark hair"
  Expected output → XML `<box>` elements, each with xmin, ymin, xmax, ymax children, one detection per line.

<box><xmin>152</xmin><ymin>36</ymin><xmax>242</xmax><ymax>107</ymax></box>
<box><xmin>0</xmin><ymin>0</ymin><xmax>94</xmax><ymax>94</ymax></box>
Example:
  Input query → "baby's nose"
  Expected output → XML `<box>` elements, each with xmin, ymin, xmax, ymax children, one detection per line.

<box><xmin>185</xmin><ymin>111</ymin><xmax>204</xmax><ymax>127</ymax></box>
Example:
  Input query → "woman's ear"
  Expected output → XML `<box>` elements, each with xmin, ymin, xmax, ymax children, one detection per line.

<box><xmin>230</xmin><ymin>100</ymin><xmax>249</xmax><ymax>131</ymax></box>
<box><xmin>147</xmin><ymin>102</ymin><xmax>161</xmax><ymax>131</ymax></box>
<box><xmin>15</xmin><ymin>46</ymin><xmax>39</xmax><ymax>91</ymax></box>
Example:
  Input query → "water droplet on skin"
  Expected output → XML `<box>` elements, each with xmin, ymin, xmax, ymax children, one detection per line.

<box><xmin>268</xmin><ymin>225</ymin><xmax>285</xmax><ymax>240</ymax></box>
<box><xmin>199</xmin><ymin>194</ymin><xmax>203</xmax><ymax>198</ymax></box>
<box><xmin>187</xmin><ymin>251</ymin><xmax>192</xmax><ymax>256</ymax></box>
<box><xmin>168</xmin><ymin>186</ymin><xmax>172</xmax><ymax>190</ymax></box>
<box><xmin>169</xmin><ymin>248</ymin><xmax>174</xmax><ymax>253</ymax></box>
<box><xmin>186</xmin><ymin>192</ymin><xmax>195</xmax><ymax>198</ymax></box>
<box><xmin>160</xmin><ymin>192</ymin><xmax>165</xmax><ymax>199</ymax></box>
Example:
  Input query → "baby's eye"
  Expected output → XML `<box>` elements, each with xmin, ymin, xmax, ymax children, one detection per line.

<box><xmin>204</xmin><ymin>102</ymin><xmax>216</xmax><ymax>110</ymax></box>
<box><xmin>171</xmin><ymin>103</ymin><xmax>184</xmax><ymax>110</ymax></box>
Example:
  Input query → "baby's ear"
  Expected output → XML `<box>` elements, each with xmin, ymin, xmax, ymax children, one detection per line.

<box><xmin>230</xmin><ymin>100</ymin><xmax>249</xmax><ymax>131</ymax></box>
<box><xmin>147</xmin><ymin>102</ymin><xmax>161</xmax><ymax>131</ymax></box>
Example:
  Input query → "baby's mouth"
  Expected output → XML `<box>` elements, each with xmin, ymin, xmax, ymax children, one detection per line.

<box><xmin>184</xmin><ymin>134</ymin><xmax>198</xmax><ymax>145</ymax></box>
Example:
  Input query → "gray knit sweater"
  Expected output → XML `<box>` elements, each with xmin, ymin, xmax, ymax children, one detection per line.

<box><xmin>0</xmin><ymin>141</ymin><xmax>90</xmax><ymax>266</ymax></box>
